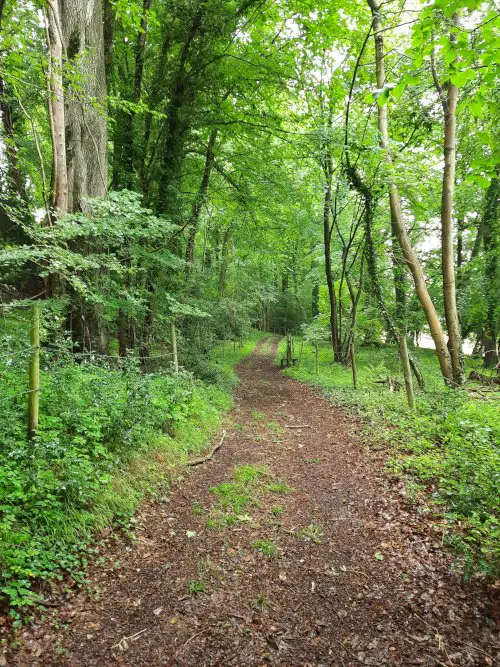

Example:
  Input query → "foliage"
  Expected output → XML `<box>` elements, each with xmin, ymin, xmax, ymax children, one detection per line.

<box><xmin>0</xmin><ymin>0</ymin><xmax>499</xmax><ymax>625</ymax></box>
<box><xmin>0</xmin><ymin>317</ymin><xmax>261</xmax><ymax>618</ymax></box>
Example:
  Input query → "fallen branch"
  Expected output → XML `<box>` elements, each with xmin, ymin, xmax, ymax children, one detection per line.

<box><xmin>111</xmin><ymin>628</ymin><xmax>147</xmax><ymax>651</ymax></box>
<box><xmin>187</xmin><ymin>430</ymin><xmax>226</xmax><ymax>467</ymax></box>
<box><xmin>468</xmin><ymin>370</ymin><xmax>500</xmax><ymax>386</ymax></box>
<box><xmin>174</xmin><ymin>628</ymin><xmax>209</xmax><ymax>664</ymax></box>
<box><xmin>285</xmin><ymin>424</ymin><xmax>311</xmax><ymax>429</ymax></box>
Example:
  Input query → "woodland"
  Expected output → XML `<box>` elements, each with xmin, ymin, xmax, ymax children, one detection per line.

<box><xmin>0</xmin><ymin>0</ymin><xmax>498</xmax><ymax>649</ymax></box>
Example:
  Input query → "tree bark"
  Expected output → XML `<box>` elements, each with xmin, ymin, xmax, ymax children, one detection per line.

<box><xmin>103</xmin><ymin>0</ymin><xmax>115</xmax><ymax>89</ymax></box>
<box><xmin>185</xmin><ymin>129</ymin><xmax>218</xmax><ymax>268</ymax></box>
<box><xmin>482</xmin><ymin>174</ymin><xmax>499</xmax><ymax>368</ymax></box>
<box><xmin>367</xmin><ymin>0</ymin><xmax>453</xmax><ymax>385</ymax></box>
<box><xmin>219</xmin><ymin>223</ymin><xmax>233</xmax><ymax>297</ymax></box>
<box><xmin>432</xmin><ymin>16</ymin><xmax>463</xmax><ymax>385</ymax></box>
<box><xmin>45</xmin><ymin>1</ymin><xmax>68</xmax><ymax>214</ymax></box>
<box><xmin>53</xmin><ymin>0</ymin><xmax>109</xmax><ymax>354</ymax></box>
<box><xmin>157</xmin><ymin>8</ymin><xmax>204</xmax><ymax>219</ymax></box>
<box><xmin>0</xmin><ymin>79</ymin><xmax>27</xmax><ymax>202</ymax></box>
<box><xmin>323</xmin><ymin>146</ymin><xmax>340</xmax><ymax>361</ymax></box>
<box><xmin>58</xmin><ymin>0</ymin><xmax>108</xmax><ymax>213</ymax></box>
<box><xmin>117</xmin><ymin>0</ymin><xmax>152</xmax><ymax>190</ymax></box>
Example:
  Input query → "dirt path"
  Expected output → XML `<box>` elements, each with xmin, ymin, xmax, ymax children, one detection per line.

<box><xmin>10</xmin><ymin>337</ymin><xmax>498</xmax><ymax>666</ymax></box>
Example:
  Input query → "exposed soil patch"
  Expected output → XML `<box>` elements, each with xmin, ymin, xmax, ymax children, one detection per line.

<box><xmin>6</xmin><ymin>337</ymin><xmax>499</xmax><ymax>666</ymax></box>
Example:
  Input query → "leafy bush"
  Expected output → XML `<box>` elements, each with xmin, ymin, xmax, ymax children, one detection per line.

<box><xmin>0</xmin><ymin>324</ymin><xmax>262</xmax><ymax>619</ymax></box>
<box><xmin>0</xmin><ymin>361</ymin><xmax>194</xmax><ymax>615</ymax></box>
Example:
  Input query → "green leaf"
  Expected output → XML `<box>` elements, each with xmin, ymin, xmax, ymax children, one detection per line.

<box><xmin>392</xmin><ymin>81</ymin><xmax>406</xmax><ymax>101</ymax></box>
<box><xmin>376</xmin><ymin>88</ymin><xmax>390</xmax><ymax>107</ymax></box>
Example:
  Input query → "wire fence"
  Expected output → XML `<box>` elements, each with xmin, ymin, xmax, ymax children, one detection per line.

<box><xmin>0</xmin><ymin>303</ymin><xmax>178</xmax><ymax>430</ymax></box>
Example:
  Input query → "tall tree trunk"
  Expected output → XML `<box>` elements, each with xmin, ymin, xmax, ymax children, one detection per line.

<box><xmin>157</xmin><ymin>9</ymin><xmax>204</xmax><ymax>219</ymax></box>
<box><xmin>367</xmin><ymin>0</ymin><xmax>453</xmax><ymax>385</ymax></box>
<box><xmin>45</xmin><ymin>1</ymin><xmax>68</xmax><ymax>214</ymax></box>
<box><xmin>482</xmin><ymin>174</ymin><xmax>499</xmax><ymax>368</ymax></box>
<box><xmin>60</xmin><ymin>0</ymin><xmax>108</xmax><ymax>213</ymax></box>
<box><xmin>312</xmin><ymin>283</ymin><xmax>319</xmax><ymax>317</ymax></box>
<box><xmin>219</xmin><ymin>223</ymin><xmax>233</xmax><ymax>297</ymax></box>
<box><xmin>185</xmin><ymin>129</ymin><xmax>218</xmax><ymax>268</ymax></box>
<box><xmin>0</xmin><ymin>2</ymin><xmax>29</xmax><ymax>243</ymax></box>
<box><xmin>323</xmin><ymin>147</ymin><xmax>340</xmax><ymax>361</ymax></box>
<box><xmin>0</xmin><ymin>80</ymin><xmax>27</xmax><ymax>202</ymax></box>
<box><xmin>118</xmin><ymin>0</ymin><xmax>152</xmax><ymax>189</ymax></box>
<box><xmin>54</xmin><ymin>0</ymin><xmax>109</xmax><ymax>354</ymax></box>
<box><xmin>392</xmin><ymin>236</ymin><xmax>406</xmax><ymax>333</ymax></box>
<box><xmin>103</xmin><ymin>0</ymin><xmax>115</xmax><ymax>90</ymax></box>
<box><xmin>430</xmin><ymin>14</ymin><xmax>463</xmax><ymax>385</ymax></box>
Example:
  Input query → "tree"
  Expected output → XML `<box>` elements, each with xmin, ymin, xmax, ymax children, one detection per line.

<box><xmin>366</xmin><ymin>0</ymin><xmax>452</xmax><ymax>385</ymax></box>
<box><xmin>431</xmin><ymin>12</ymin><xmax>464</xmax><ymax>385</ymax></box>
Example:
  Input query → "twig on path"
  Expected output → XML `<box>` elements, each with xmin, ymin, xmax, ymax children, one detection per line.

<box><xmin>229</xmin><ymin>612</ymin><xmax>247</xmax><ymax>621</ymax></box>
<box><xmin>413</xmin><ymin>613</ymin><xmax>453</xmax><ymax>665</ymax></box>
<box><xmin>335</xmin><ymin>639</ymin><xmax>385</xmax><ymax>665</ymax></box>
<box><xmin>459</xmin><ymin>641</ymin><xmax>498</xmax><ymax>664</ymax></box>
<box><xmin>187</xmin><ymin>430</ymin><xmax>226</xmax><ymax>467</ymax></box>
<box><xmin>111</xmin><ymin>628</ymin><xmax>147</xmax><ymax>650</ymax></box>
<box><xmin>174</xmin><ymin>628</ymin><xmax>209</xmax><ymax>663</ymax></box>
<box><xmin>285</xmin><ymin>424</ymin><xmax>311</xmax><ymax>429</ymax></box>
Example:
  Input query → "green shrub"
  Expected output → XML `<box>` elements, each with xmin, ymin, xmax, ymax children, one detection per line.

<box><xmin>0</xmin><ymin>328</ymin><xmax>263</xmax><ymax>618</ymax></box>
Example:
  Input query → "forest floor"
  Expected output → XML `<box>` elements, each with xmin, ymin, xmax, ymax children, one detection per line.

<box><xmin>6</xmin><ymin>337</ymin><xmax>499</xmax><ymax>667</ymax></box>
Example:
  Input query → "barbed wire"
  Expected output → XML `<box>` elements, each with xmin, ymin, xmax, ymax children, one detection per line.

<box><xmin>0</xmin><ymin>347</ymin><xmax>34</xmax><ymax>360</ymax></box>
<box><xmin>0</xmin><ymin>388</ymin><xmax>40</xmax><ymax>404</ymax></box>
<box><xmin>40</xmin><ymin>344</ymin><xmax>174</xmax><ymax>361</ymax></box>
<box><xmin>0</xmin><ymin>343</ymin><xmax>174</xmax><ymax>362</ymax></box>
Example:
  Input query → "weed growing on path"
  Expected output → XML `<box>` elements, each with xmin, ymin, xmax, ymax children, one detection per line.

<box><xmin>253</xmin><ymin>593</ymin><xmax>269</xmax><ymax>611</ymax></box>
<box><xmin>192</xmin><ymin>501</ymin><xmax>204</xmax><ymax>516</ymax></box>
<box><xmin>297</xmin><ymin>523</ymin><xmax>324</xmax><ymax>544</ymax></box>
<box><xmin>266</xmin><ymin>421</ymin><xmax>282</xmax><ymax>433</ymax></box>
<box><xmin>187</xmin><ymin>580</ymin><xmax>206</xmax><ymax>594</ymax></box>
<box><xmin>266</xmin><ymin>481</ymin><xmax>294</xmax><ymax>494</ymax></box>
<box><xmin>252</xmin><ymin>539</ymin><xmax>278</xmax><ymax>557</ymax></box>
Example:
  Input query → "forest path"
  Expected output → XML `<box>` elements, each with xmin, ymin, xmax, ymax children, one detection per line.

<box><xmin>12</xmin><ymin>337</ymin><xmax>497</xmax><ymax>666</ymax></box>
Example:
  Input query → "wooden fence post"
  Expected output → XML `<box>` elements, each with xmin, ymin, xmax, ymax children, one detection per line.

<box><xmin>28</xmin><ymin>302</ymin><xmax>40</xmax><ymax>439</ymax></box>
<box><xmin>349</xmin><ymin>340</ymin><xmax>357</xmax><ymax>389</ymax></box>
<box><xmin>286</xmin><ymin>333</ymin><xmax>293</xmax><ymax>367</ymax></box>
<box><xmin>170</xmin><ymin>321</ymin><xmax>178</xmax><ymax>373</ymax></box>
<box><xmin>398</xmin><ymin>335</ymin><xmax>415</xmax><ymax>410</ymax></box>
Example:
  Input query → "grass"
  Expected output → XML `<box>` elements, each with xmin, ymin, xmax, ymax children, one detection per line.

<box><xmin>187</xmin><ymin>579</ymin><xmax>206</xmax><ymax>594</ymax></box>
<box><xmin>253</xmin><ymin>593</ymin><xmax>268</xmax><ymax>610</ymax></box>
<box><xmin>252</xmin><ymin>539</ymin><xmax>278</xmax><ymax>557</ymax></box>
<box><xmin>266</xmin><ymin>481</ymin><xmax>294</xmax><ymax>494</ymax></box>
<box><xmin>266</xmin><ymin>421</ymin><xmax>282</xmax><ymax>433</ymax></box>
<box><xmin>206</xmin><ymin>463</ymin><xmax>292</xmax><ymax>531</ymax></box>
<box><xmin>279</xmin><ymin>337</ymin><xmax>500</xmax><ymax>576</ymax></box>
<box><xmin>209</xmin><ymin>464</ymin><xmax>270</xmax><ymax>514</ymax></box>
<box><xmin>297</xmin><ymin>523</ymin><xmax>324</xmax><ymax>544</ymax></box>
<box><xmin>192</xmin><ymin>502</ymin><xmax>203</xmax><ymax>516</ymax></box>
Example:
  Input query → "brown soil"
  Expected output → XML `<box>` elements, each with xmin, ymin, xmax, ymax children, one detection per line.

<box><xmin>6</xmin><ymin>337</ymin><xmax>499</xmax><ymax>666</ymax></box>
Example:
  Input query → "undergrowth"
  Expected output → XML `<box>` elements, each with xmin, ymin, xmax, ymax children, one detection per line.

<box><xmin>0</xmin><ymin>322</ymin><xmax>263</xmax><ymax>622</ymax></box>
<box><xmin>279</xmin><ymin>338</ymin><xmax>500</xmax><ymax>578</ymax></box>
